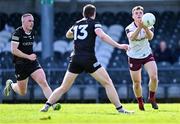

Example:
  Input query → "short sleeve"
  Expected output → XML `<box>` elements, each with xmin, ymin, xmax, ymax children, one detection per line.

<box><xmin>125</xmin><ymin>26</ymin><xmax>133</xmax><ymax>35</ymax></box>
<box><xmin>70</xmin><ymin>25</ymin><xmax>74</xmax><ymax>32</ymax></box>
<box><xmin>11</xmin><ymin>31</ymin><xmax>21</xmax><ymax>43</ymax></box>
<box><xmin>94</xmin><ymin>22</ymin><xmax>102</xmax><ymax>29</ymax></box>
<box><xmin>125</xmin><ymin>28</ymin><xmax>131</xmax><ymax>34</ymax></box>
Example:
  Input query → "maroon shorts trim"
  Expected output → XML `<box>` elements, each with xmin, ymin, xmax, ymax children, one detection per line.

<box><xmin>128</xmin><ymin>54</ymin><xmax>155</xmax><ymax>71</ymax></box>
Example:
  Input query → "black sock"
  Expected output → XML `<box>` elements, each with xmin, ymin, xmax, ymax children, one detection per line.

<box><xmin>46</xmin><ymin>102</ymin><xmax>52</xmax><ymax>106</ymax></box>
<box><xmin>116</xmin><ymin>106</ymin><xmax>123</xmax><ymax>111</ymax></box>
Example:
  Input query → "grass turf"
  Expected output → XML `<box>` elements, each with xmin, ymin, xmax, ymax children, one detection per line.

<box><xmin>0</xmin><ymin>103</ymin><xmax>180</xmax><ymax>124</ymax></box>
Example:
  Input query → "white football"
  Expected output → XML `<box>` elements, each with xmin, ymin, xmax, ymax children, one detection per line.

<box><xmin>142</xmin><ymin>13</ymin><xmax>156</xmax><ymax>27</ymax></box>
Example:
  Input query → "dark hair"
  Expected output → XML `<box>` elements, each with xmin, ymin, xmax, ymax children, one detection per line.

<box><xmin>83</xmin><ymin>4</ymin><xmax>96</xmax><ymax>18</ymax></box>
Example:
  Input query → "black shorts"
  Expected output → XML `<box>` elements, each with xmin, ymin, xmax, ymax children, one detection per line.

<box><xmin>15</xmin><ymin>60</ymin><xmax>41</xmax><ymax>81</ymax></box>
<box><xmin>68</xmin><ymin>55</ymin><xmax>101</xmax><ymax>74</ymax></box>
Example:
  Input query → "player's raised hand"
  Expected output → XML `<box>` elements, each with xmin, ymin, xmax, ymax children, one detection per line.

<box><xmin>138</xmin><ymin>20</ymin><xmax>148</xmax><ymax>29</ymax></box>
<box><xmin>118</xmin><ymin>44</ymin><xmax>129</xmax><ymax>51</ymax></box>
<box><xmin>28</xmin><ymin>53</ymin><xmax>37</xmax><ymax>61</ymax></box>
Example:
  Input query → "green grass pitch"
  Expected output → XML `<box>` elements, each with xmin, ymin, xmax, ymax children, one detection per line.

<box><xmin>0</xmin><ymin>103</ymin><xmax>180</xmax><ymax>124</ymax></box>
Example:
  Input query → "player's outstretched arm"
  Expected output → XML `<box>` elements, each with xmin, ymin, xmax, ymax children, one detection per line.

<box><xmin>95</xmin><ymin>28</ymin><xmax>129</xmax><ymax>50</ymax></box>
<box><xmin>66</xmin><ymin>26</ymin><xmax>74</xmax><ymax>39</ymax></box>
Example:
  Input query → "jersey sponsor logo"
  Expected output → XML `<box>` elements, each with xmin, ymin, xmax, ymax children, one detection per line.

<box><xmin>93</xmin><ymin>62</ymin><xmax>100</xmax><ymax>68</ymax></box>
<box><xmin>23</xmin><ymin>36</ymin><xmax>33</xmax><ymax>39</ymax></box>
<box><xmin>73</xmin><ymin>24</ymin><xmax>88</xmax><ymax>40</ymax></box>
<box><xmin>23</xmin><ymin>36</ymin><xmax>28</xmax><ymax>38</ymax></box>
<box><xmin>12</xmin><ymin>36</ymin><xmax>19</xmax><ymax>41</ymax></box>
<box><xmin>28</xmin><ymin>35</ymin><xmax>33</xmax><ymax>39</ymax></box>
<box><xmin>22</xmin><ymin>42</ymin><xmax>33</xmax><ymax>46</ymax></box>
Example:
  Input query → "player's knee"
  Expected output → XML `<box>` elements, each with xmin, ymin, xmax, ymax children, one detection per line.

<box><xmin>102</xmin><ymin>78</ymin><xmax>113</xmax><ymax>87</ymax></box>
<box><xmin>38</xmin><ymin>78</ymin><xmax>49</xmax><ymax>87</ymax></box>
<box><xmin>150</xmin><ymin>75</ymin><xmax>158</xmax><ymax>83</ymax></box>
<box><xmin>133</xmin><ymin>81</ymin><xmax>141</xmax><ymax>89</ymax></box>
<box><xmin>133</xmin><ymin>80</ymin><xmax>141</xmax><ymax>84</ymax></box>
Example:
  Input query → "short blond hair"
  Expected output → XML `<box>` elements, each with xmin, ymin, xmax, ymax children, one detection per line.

<box><xmin>21</xmin><ymin>13</ymin><xmax>33</xmax><ymax>22</ymax></box>
<box><xmin>132</xmin><ymin>6</ymin><xmax>144</xmax><ymax>14</ymax></box>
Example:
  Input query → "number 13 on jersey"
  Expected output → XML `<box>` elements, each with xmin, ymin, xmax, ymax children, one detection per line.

<box><xmin>73</xmin><ymin>24</ymin><xmax>88</xmax><ymax>40</ymax></box>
